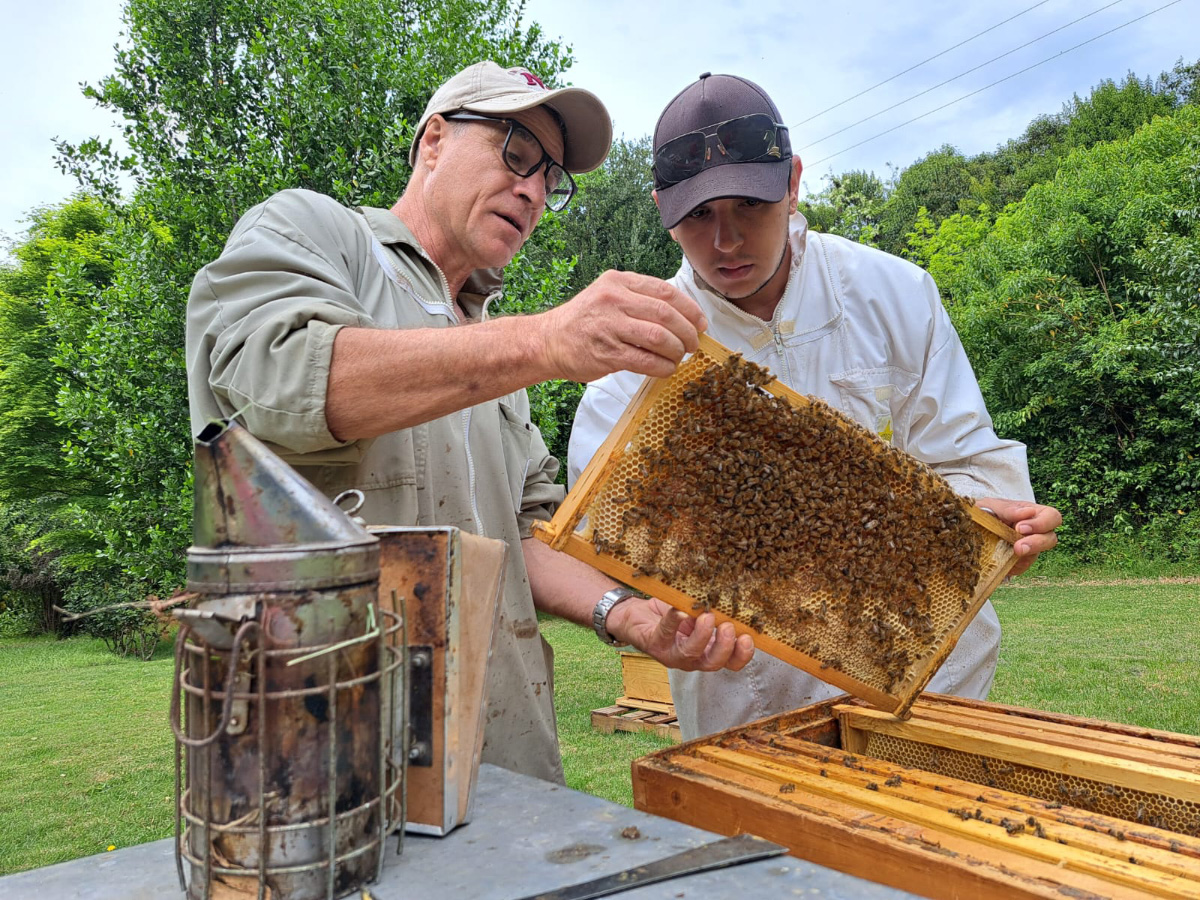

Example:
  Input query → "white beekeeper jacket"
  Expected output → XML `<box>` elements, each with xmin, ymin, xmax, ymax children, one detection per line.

<box><xmin>568</xmin><ymin>212</ymin><xmax>1034</xmax><ymax>741</ymax></box>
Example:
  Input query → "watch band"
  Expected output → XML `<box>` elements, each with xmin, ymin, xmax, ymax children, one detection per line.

<box><xmin>593</xmin><ymin>586</ymin><xmax>637</xmax><ymax>646</ymax></box>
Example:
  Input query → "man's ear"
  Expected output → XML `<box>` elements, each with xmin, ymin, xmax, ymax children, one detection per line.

<box><xmin>419</xmin><ymin>115</ymin><xmax>449</xmax><ymax>168</ymax></box>
<box><xmin>651</xmin><ymin>190</ymin><xmax>680</xmax><ymax>244</ymax></box>
<box><xmin>788</xmin><ymin>156</ymin><xmax>803</xmax><ymax>207</ymax></box>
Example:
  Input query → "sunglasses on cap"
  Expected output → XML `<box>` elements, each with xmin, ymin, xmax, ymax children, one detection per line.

<box><xmin>444</xmin><ymin>111</ymin><xmax>576</xmax><ymax>212</ymax></box>
<box><xmin>653</xmin><ymin>113</ymin><xmax>790</xmax><ymax>190</ymax></box>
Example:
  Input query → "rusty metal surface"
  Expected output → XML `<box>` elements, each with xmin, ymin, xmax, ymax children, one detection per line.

<box><xmin>176</xmin><ymin>419</ymin><xmax>401</xmax><ymax>900</ymax></box>
<box><xmin>189</xmin><ymin>419</ymin><xmax>378</xmax><ymax>593</ymax></box>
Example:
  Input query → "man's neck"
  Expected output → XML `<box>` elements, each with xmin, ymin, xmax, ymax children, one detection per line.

<box><xmin>389</xmin><ymin>195</ymin><xmax>468</xmax><ymax>299</ymax></box>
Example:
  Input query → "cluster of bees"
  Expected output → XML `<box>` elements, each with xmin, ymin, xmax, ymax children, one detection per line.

<box><xmin>591</xmin><ymin>353</ymin><xmax>984</xmax><ymax>692</ymax></box>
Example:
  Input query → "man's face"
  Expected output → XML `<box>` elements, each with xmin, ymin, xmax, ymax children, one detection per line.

<box><xmin>427</xmin><ymin>106</ymin><xmax>565</xmax><ymax>271</ymax></box>
<box><xmin>665</xmin><ymin>157</ymin><xmax>802</xmax><ymax>308</ymax></box>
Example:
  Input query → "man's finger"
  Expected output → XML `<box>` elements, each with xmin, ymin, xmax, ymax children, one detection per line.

<box><xmin>677</xmin><ymin>612</ymin><xmax>716</xmax><ymax>660</ymax></box>
<box><xmin>697</xmin><ymin>622</ymin><xmax>739</xmax><ymax>671</ymax></box>
<box><xmin>613</xmin><ymin>271</ymin><xmax>707</xmax><ymax>332</ymax></box>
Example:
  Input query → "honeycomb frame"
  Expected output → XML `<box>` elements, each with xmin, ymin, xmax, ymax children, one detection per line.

<box><xmin>535</xmin><ymin>334</ymin><xmax>1020</xmax><ymax>717</ymax></box>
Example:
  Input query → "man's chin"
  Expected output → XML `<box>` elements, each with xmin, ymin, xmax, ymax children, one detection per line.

<box><xmin>705</xmin><ymin>272</ymin><xmax>758</xmax><ymax>300</ymax></box>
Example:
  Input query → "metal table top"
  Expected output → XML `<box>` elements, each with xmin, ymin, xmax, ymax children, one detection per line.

<box><xmin>0</xmin><ymin>763</ymin><xmax>919</xmax><ymax>899</ymax></box>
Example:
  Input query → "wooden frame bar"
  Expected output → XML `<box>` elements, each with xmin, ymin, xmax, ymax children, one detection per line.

<box><xmin>633</xmin><ymin>693</ymin><xmax>1200</xmax><ymax>900</ymax></box>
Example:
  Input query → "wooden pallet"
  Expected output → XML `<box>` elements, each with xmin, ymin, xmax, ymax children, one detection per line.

<box><xmin>592</xmin><ymin>703</ymin><xmax>682</xmax><ymax>742</ymax></box>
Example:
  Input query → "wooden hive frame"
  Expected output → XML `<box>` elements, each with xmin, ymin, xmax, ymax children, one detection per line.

<box><xmin>633</xmin><ymin>694</ymin><xmax>1200</xmax><ymax>900</ymax></box>
<box><xmin>534</xmin><ymin>334</ymin><xmax>1019</xmax><ymax>717</ymax></box>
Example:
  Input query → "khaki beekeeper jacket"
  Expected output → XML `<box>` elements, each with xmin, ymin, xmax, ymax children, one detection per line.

<box><xmin>568</xmin><ymin>212</ymin><xmax>1035</xmax><ymax>742</ymax></box>
<box><xmin>187</xmin><ymin>188</ymin><xmax>566</xmax><ymax>782</ymax></box>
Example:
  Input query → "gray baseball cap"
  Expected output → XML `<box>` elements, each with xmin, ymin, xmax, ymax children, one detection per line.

<box><xmin>653</xmin><ymin>73</ymin><xmax>792</xmax><ymax>229</ymax></box>
<box><xmin>409</xmin><ymin>61</ymin><xmax>613</xmax><ymax>174</ymax></box>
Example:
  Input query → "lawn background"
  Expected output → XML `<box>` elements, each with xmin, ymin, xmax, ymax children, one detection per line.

<box><xmin>1</xmin><ymin>578</ymin><xmax>1197</xmax><ymax>876</ymax></box>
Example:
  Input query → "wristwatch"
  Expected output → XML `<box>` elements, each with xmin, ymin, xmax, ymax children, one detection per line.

<box><xmin>593</xmin><ymin>586</ymin><xmax>637</xmax><ymax>646</ymax></box>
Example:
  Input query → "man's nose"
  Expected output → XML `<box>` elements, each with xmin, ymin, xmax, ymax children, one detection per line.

<box><xmin>514</xmin><ymin>167</ymin><xmax>548</xmax><ymax>208</ymax></box>
<box><xmin>713</xmin><ymin>213</ymin><xmax>742</xmax><ymax>251</ymax></box>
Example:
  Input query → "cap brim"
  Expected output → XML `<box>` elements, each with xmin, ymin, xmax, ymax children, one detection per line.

<box><xmin>465</xmin><ymin>86</ymin><xmax>613</xmax><ymax>174</ymax></box>
<box><xmin>656</xmin><ymin>159</ymin><xmax>791</xmax><ymax>228</ymax></box>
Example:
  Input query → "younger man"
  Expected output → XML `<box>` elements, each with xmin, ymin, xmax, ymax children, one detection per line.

<box><xmin>568</xmin><ymin>73</ymin><xmax>1061</xmax><ymax>740</ymax></box>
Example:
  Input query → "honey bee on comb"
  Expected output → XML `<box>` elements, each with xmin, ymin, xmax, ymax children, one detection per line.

<box><xmin>539</xmin><ymin>337</ymin><xmax>1018</xmax><ymax>714</ymax></box>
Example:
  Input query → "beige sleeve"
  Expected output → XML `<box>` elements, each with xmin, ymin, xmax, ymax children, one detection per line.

<box><xmin>186</xmin><ymin>191</ymin><xmax>370</xmax><ymax>455</ymax></box>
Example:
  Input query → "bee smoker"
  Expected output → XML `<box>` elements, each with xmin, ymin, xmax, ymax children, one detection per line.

<box><xmin>172</xmin><ymin>420</ymin><xmax>404</xmax><ymax>900</ymax></box>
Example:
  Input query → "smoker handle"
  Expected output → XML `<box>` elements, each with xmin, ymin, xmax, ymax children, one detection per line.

<box><xmin>170</xmin><ymin>619</ymin><xmax>260</xmax><ymax>748</ymax></box>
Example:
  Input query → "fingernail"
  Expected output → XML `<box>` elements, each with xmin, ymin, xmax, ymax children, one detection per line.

<box><xmin>1018</xmin><ymin>523</ymin><xmax>1033</xmax><ymax>534</ymax></box>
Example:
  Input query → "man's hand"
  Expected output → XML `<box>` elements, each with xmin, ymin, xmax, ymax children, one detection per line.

<box><xmin>536</xmin><ymin>270</ymin><xmax>708</xmax><ymax>383</ymax></box>
<box><xmin>605</xmin><ymin>595</ymin><xmax>755</xmax><ymax>672</ymax></box>
<box><xmin>977</xmin><ymin>497</ymin><xmax>1063</xmax><ymax>577</ymax></box>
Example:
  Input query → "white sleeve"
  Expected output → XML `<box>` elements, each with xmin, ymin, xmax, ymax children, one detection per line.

<box><xmin>567</xmin><ymin>371</ymin><xmax>647</xmax><ymax>488</ymax></box>
<box><xmin>905</xmin><ymin>286</ymin><xmax>1035</xmax><ymax>502</ymax></box>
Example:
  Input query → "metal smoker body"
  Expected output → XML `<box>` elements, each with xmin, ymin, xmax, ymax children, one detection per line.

<box><xmin>174</xmin><ymin>420</ymin><xmax>404</xmax><ymax>900</ymax></box>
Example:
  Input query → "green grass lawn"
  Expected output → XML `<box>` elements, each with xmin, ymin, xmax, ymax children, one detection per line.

<box><xmin>989</xmin><ymin>580</ymin><xmax>1200</xmax><ymax>733</ymax></box>
<box><xmin>0</xmin><ymin>636</ymin><xmax>176</xmax><ymax>875</ymax></box>
<box><xmin>1</xmin><ymin>577</ymin><xmax>1197</xmax><ymax>876</ymax></box>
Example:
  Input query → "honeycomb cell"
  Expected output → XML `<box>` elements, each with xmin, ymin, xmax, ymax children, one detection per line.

<box><xmin>577</xmin><ymin>345</ymin><xmax>1012</xmax><ymax>702</ymax></box>
<box><xmin>863</xmin><ymin>732</ymin><xmax>1200</xmax><ymax>837</ymax></box>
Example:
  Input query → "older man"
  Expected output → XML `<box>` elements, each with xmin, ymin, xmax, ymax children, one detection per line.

<box><xmin>186</xmin><ymin>61</ymin><xmax>753</xmax><ymax>783</ymax></box>
<box><xmin>568</xmin><ymin>73</ymin><xmax>1061</xmax><ymax>741</ymax></box>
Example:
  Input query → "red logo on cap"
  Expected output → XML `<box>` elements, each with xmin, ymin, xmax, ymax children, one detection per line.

<box><xmin>521</xmin><ymin>71</ymin><xmax>546</xmax><ymax>90</ymax></box>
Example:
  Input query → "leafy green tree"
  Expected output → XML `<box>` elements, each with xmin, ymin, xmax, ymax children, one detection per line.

<box><xmin>0</xmin><ymin>198</ymin><xmax>114</xmax><ymax>636</ymax></box>
<box><xmin>904</xmin><ymin>204</ymin><xmax>992</xmax><ymax>297</ymax></box>
<box><xmin>1158</xmin><ymin>57</ymin><xmax>1200</xmax><ymax>107</ymax></box>
<box><xmin>556</xmin><ymin>136</ymin><xmax>680</xmax><ymax>294</ymax></box>
<box><xmin>1060</xmin><ymin>72</ymin><xmax>1176</xmax><ymax>150</ymax></box>
<box><xmin>878</xmin><ymin>66</ymin><xmax>1191</xmax><ymax>259</ymax></box>
<box><xmin>800</xmin><ymin>169</ymin><xmax>889</xmax><ymax>245</ymax></box>
<box><xmin>875</xmin><ymin>145</ymin><xmax>972</xmax><ymax>256</ymax></box>
<box><xmin>48</xmin><ymin>0</ymin><xmax>575</xmax><ymax>643</ymax></box>
<box><xmin>944</xmin><ymin>106</ymin><xmax>1200</xmax><ymax>558</ymax></box>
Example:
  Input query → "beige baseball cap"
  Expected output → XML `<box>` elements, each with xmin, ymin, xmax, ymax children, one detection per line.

<box><xmin>408</xmin><ymin>60</ymin><xmax>613</xmax><ymax>174</ymax></box>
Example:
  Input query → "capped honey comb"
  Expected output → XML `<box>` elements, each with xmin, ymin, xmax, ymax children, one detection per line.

<box><xmin>534</xmin><ymin>334</ymin><xmax>1019</xmax><ymax>716</ymax></box>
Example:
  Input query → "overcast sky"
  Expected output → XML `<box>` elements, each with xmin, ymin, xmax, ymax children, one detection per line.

<box><xmin>2</xmin><ymin>0</ymin><xmax>1196</xmax><ymax>250</ymax></box>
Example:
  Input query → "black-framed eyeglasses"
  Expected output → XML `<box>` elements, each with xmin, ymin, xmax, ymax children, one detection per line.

<box><xmin>653</xmin><ymin>113</ymin><xmax>790</xmax><ymax>189</ymax></box>
<box><xmin>444</xmin><ymin>112</ymin><xmax>575</xmax><ymax>212</ymax></box>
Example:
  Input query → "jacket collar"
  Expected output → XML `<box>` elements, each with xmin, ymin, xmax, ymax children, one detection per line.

<box><xmin>357</xmin><ymin>206</ymin><xmax>504</xmax><ymax>319</ymax></box>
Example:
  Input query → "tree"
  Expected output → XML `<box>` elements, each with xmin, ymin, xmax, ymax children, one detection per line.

<box><xmin>944</xmin><ymin>106</ymin><xmax>1200</xmax><ymax>559</ymax></box>
<box><xmin>875</xmin><ymin>145</ymin><xmax>972</xmax><ymax>256</ymax></box>
<box><xmin>800</xmin><ymin>169</ymin><xmax>889</xmax><ymax>245</ymax></box>
<box><xmin>0</xmin><ymin>198</ymin><xmax>114</xmax><ymax>637</ymax></box>
<box><xmin>556</xmin><ymin>136</ymin><xmax>680</xmax><ymax>294</ymax></box>
<box><xmin>1060</xmin><ymin>72</ymin><xmax>1175</xmax><ymax>150</ymax></box>
<box><xmin>47</xmin><ymin>0</ymin><xmax>576</xmax><ymax>643</ymax></box>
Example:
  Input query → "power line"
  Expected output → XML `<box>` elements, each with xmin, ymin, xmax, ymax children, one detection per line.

<box><xmin>807</xmin><ymin>0</ymin><xmax>1184</xmax><ymax>168</ymax></box>
<box><xmin>799</xmin><ymin>0</ymin><xmax>1129</xmax><ymax>151</ymax></box>
<box><xmin>793</xmin><ymin>0</ymin><xmax>1054</xmax><ymax>128</ymax></box>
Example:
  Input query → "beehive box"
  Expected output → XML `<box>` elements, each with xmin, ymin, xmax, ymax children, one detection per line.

<box><xmin>633</xmin><ymin>693</ymin><xmax>1200</xmax><ymax>900</ymax></box>
<box><xmin>534</xmin><ymin>334</ymin><xmax>1019</xmax><ymax>717</ymax></box>
<box><xmin>618</xmin><ymin>650</ymin><xmax>673</xmax><ymax>707</ymax></box>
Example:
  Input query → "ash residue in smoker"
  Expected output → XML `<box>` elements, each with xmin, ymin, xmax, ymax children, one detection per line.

<box><xmin>601</xmin><ymin>353</ymin><xmax>983</xmax><ymax>691</ymax></box>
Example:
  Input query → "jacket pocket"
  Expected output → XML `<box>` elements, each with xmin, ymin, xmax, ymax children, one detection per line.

<box><xmin>298</xmin><ymin>427</ymin><xmax>424</xmax><ymax>525</ymax></box>
<box><xmin>498</xmin><ymin>401</ymin><xmax>535</xmax><ymax>516</ymax></box>
<box><xmin>828</xmin><ymin>367</ymin><xmax>919</xmax><ymax>446</ymax></box>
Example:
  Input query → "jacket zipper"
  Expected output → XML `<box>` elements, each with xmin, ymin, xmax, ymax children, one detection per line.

<box><xmin>461</xmin><ymin>407</ymin><xmax>485</xmax><ymax>537</ymax></box>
